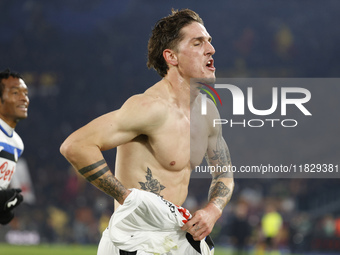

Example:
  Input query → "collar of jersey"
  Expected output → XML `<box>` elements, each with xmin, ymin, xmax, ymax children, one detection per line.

<box><xmin>0</xmin><ymin>118</ymin><xmax>14</xmax><ymax>137</ymax></box>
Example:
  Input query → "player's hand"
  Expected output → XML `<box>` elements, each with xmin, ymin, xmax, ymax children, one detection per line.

<box><xmin>181</xmin><ymin>203</ymin><xmax>222</xmax><ymax>241</ymax></box>
<box><xmin>0</xmin><ymin>188</ymin><xmax>24</xmax><ymax>212</ymax></box>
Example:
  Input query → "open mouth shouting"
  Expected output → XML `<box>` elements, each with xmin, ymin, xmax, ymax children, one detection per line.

<box><xmin>206</xmin><ymin>59</ymin><xmax>215</xmax><ymax>72</ymax></box>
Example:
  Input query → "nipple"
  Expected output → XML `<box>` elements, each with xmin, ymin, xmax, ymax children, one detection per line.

<box><xmin>170</xmin><ymin>161</ymin><xmax>176</xmax><ymax>166</ymax></box>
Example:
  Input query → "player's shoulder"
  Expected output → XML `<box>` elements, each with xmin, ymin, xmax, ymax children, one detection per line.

<box><xmin>203</xmin><ymin>94</ymin><xmax>221</xmax><ymax>119</ymax></box>
<box><xmin>0</xmin><ymin>129</ymin><xmax>24</xmax><ymax>149</ymax></box>
<box><xmin>121</xmin><ymin>86</ymin><xmax>169</xmax><ymax>124</ymax></box>
<box><xmin>199</xmin><ymin>94</ymin><xmax>222</xmax><ymax>136</ymax></box>
<box><xmin>124</xmin><ymin>92</ymin><xmax>168</xmax><ymax>113</ymax></box>
<box><xmin>12</xmin><ymin>131</ymin><xmax>24</xmax><ymax>149</ymax></box>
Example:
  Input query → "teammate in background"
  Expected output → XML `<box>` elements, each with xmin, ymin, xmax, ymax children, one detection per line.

<box><xmin>61</xmin><ymin>9</ymin><xmax>234</xmax><ymax>254</ymax></box>
<box><xmin>0</xmin><ymin>69</ymin><xmax>29</xmax><ymax>225</ymax></box>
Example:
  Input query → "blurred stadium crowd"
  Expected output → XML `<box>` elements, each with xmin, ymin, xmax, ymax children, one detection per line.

<box><xmin>0</xmin><ymin>0</ymin><xmax>340</xmax><ymax>254</ymax></box>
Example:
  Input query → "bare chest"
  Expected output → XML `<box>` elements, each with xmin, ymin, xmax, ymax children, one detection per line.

<box><xmin>149</xmin><ymin>115</ymin><xmax>191</xmax><ymax>171</ymax></box>
<box><xmin>190</xmin><ymin>113</ymin><xmax>209</xmax><ymax>169</ymax></box>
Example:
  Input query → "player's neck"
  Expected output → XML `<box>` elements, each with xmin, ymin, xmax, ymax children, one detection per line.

<box><xmin>165</xmin><ymin>70</ymin><xmax>207</xmax><ymax>108</ymax></box>
<box><xmin>0</xmin><ymin>117</ymin><xmax>15</xmax><ymax>137</ymax></box>
<box><xmin>0</xmin><ymin>116</ymin><xmax>17</xmax><ymax>129</ymax></box>
<box><xmin>163</xmin><ymin>74</ymin><xmax>190</xmax><ymax>110</ymax></box>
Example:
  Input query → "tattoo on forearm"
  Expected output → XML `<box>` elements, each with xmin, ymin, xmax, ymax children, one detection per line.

<box><xmin>209</xmin><ymin>181</ymin><xmax>229</xmax><ymax>198</ymax></box>
<box><xmin>139</xmin><ymin>167</ymin><xmax>165</xmax><ymax>196</ymax></box>
<box><xmin>205</xmin><ymin>126</ymin><xmax>233</xmax><ymax>210</ymax></box>
<box><xmin>212</xmin><ymin>198</ymin><xmax>226</xmax><ymax>210</ymax></box>
<box><xmin>78</xmin><ymin>159</ymin><xmax>106</xmax><ymax>175</ymax></box>
<box><xmin>98</xmin><ymin>175</ymin><xmax>127</xmax><ymax>203</ymax></box>
<box><xmin>78</xmin><ymin>159</ymin><xmax>127</xmax><ymax>202</ymax></box>
<box><xmin>208</xmin><ymin>181</ymin><xmax>231</xmax><ymax>210</ymax></box>
<box><xmin>86</xmin><ymin>166</ymin><xmax>109</xmax><ymax>182</ymax></box>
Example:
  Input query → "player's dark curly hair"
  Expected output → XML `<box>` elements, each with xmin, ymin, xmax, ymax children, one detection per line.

<box><xmin>0</xmin><ymin>69</ymin><xmax>22</xmax><ymax>100</ymax></box>
<box><xmin>147</xmin><ymin>9</ymin><xmax>204</xmax><ymax>77</ymax></box>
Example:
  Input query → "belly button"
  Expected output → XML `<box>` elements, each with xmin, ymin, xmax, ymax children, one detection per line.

<box><xmin>170</xmin><ymin>161</ymin><xmax>176</xmax><ymax>166</ymax></box>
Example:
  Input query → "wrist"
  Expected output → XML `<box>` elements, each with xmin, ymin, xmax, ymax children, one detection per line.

<box><xmin>205</xmin><ymin>201</ymin><xmax>223</xmax><ymax>219</ymax></box>
<box><xmin>119</xmin><ymin>189</ymin><xmax>132</xmax><ymax>205</ymax></box>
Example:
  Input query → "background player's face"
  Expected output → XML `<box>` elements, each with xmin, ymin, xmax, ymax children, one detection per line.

<box><xmin>175</xmin><ymin>22</ymin><xmax>216</xmax><ymax>82</ymax></box>
<box><xmin>0</xmin><ymin>77</ymin><xmax>29</xmax><ymax>127</ymax></box>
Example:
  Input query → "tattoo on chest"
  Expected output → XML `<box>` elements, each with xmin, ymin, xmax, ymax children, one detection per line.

<box><xmin>139</xmin><ymin>167</ymin><xmax>165</xmax><ymax>196</ymax></box>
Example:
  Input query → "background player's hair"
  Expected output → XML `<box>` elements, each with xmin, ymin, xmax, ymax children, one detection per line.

<box><xmin>147</xmin><ymin>9</ymin><xmax>204</xmax><ymax>77</ymax></box>
<box><xmin>0</xmin><ymin>68</ymin><xmax>22</xmax><ymax>100</ymax></box>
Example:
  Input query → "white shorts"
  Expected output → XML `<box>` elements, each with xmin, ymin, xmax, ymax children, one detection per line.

<box><xmin>97</xmin><ymin>228</ymin><xmax>214</xmax><ymax>255</ymax></box>
<box><xmin>97</xmin><ymin>189</ymin><xmax>214</xmax><ymax>255</ymax></box>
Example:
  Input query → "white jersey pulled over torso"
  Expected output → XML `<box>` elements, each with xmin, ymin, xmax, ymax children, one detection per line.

<box><xmin>0</xmin><ymin>118</ymin><xmax>24</xmax><ymax>189</ymax></box>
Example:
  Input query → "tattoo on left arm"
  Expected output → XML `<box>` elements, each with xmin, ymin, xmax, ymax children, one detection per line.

<box><xmin>208</xmin><ymin>181</ymin><xmax>231</xmax><ymax>210</ymax></box>
<box><xmin>210</xmin><ymin>126</ymin><xmax>232</xmax><ymax>167</ymax></box>
<box><xmin>206</xmin><ymin>125</ymin><xmax>233</xmax><ymax>210</ymax></box>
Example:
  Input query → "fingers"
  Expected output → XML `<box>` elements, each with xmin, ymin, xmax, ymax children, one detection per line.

<box><xmin>191</xmin><ymin>224</ymin><xmax>209</xmax><ymax>241</ymax></box>
<box><xmin>186</xmin><ymin>223</ymin><xmax>210</xmax><ymax>241</ymax></box>
<box><xmin>181</xmin><ymin>212</ymin><xmax>212</xmax><ymax>241</ymax></box>
<box><xmin>181</xmin><ymin>210</ymin><xmax>203</xmax><ymax>231</ymax></box>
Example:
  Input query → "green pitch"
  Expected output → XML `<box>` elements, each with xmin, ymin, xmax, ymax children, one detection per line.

<box><xmin>0</xmin><ymin>244</ymin><xmax>98</xmax><ymax>255</ymax></box>
<box><xmin>0</xmin><ymin>244</ymin><xmax>304</xmax><ymax>254</ymax></box>
<box><xmin>0</xmin><ymin>244</ymin><xmax>230</xmax><ymax>255</ymax></box>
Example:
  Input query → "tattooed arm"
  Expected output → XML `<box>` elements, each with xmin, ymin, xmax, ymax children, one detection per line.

<box><xmin>60</xmin><ymin>94</ymin><xmax>167</xmax><ymax>204</ymax></box>
<box><xmin>182</xmin><ymin>100</ymin><xmax>234</xmax><ymax>241</ymax></box>
<box><xmin>205</xmin><ymin>123</ymin><xmax>234</xmax><ymax>212</ymax></box>
<box><xmin>75</xmin><ymin>159</ymin><xmax>129</xmax><ymax>204</ymax></box>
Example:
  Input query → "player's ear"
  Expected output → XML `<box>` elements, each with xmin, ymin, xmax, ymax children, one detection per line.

<box><xmin>163</xmin><ymin>49</ymin><xmax>178</xmax><ymax>66</ymax></box>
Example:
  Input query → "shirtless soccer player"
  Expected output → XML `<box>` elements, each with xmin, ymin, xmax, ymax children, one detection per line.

<box><xmin>60</xmin><ymin>9</ymin><xmax>234</xmax><ymax>255</ymax></box>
